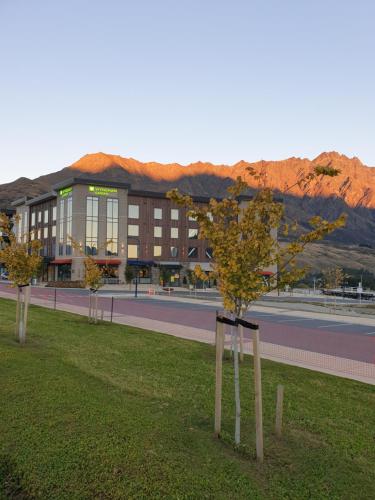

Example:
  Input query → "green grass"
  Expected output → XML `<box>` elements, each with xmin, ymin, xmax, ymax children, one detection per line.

<box><xmin>0</xmin><ymin>298</ymin><xmax>374</xmax><ymax>499</ymax></box>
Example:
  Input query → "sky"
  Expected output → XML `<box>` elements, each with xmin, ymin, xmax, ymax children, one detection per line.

<box><xmin>0</xmin><ymin>0</ymin><xmax>374</xmax><ymax>183</ymax></box>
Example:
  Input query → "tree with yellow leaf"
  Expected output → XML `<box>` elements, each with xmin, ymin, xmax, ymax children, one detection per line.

<box><xmin>70</xmin><ymin>238</ymin><xmax>104</xmax><ymax>323</ymax></box>
<box><xmin>168</xmin><ymin>164</ymin><xmax>346</xmax><ymax>449</ymax></box>
<box><xmin>0</xmin><ymin>213</ymin><xmax>42</xmax><ymax>344</ymax></box>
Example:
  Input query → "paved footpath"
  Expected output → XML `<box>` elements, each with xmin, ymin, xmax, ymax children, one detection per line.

<box><xmin>0</xmin><ymin>283</ymin><xmax>374</xmax><ymax>385</ymax></box>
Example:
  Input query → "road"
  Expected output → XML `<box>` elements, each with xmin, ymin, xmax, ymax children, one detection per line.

<box><xmin>1</xmin><ymin>283</ymin><xmax>375</xmax><ymax>365</ymax></box>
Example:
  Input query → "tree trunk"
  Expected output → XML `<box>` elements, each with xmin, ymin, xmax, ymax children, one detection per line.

<box><xmin>232</xmin><ymin>319</ymin><xmax>241</xmax><ymax>445</ymax></box>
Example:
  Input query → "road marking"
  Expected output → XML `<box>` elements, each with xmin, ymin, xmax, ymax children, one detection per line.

<box><xmin>277</xmin><ymin>318</ymin><xmax>317</xmax><ymax>323</ymax></box>
<box><xmin>317</xmin><ymin>323</ymin><xmax>353</xmax><ymax>329</ymax></box>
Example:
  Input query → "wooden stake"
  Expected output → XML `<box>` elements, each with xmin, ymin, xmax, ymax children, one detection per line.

<box><xmin>15</xmin><ymin>286</ymin><xmax>20</xmax><ymax>339</ymax></box>
<box><xmin>233</xmin><ymin>325</ymin><xmax>241</xmax><ymax>445</ymax></box>
<box><xmin>23</xmin><ymin>285</ymin><xmax>31</xmax><ymax>342</ymax></box>
<box><xmin>88</xmin><ymin>290</ymin><xmax>92</xmax><ymax>322</ymax></box>
<box><xmin>19</xmin><ymin>288</ymin><xmax>25</xmax><ymax>345</ymax></box>
<box><xmin>253</xmin><ymin>328</ymin><xmax>264</xmax><ymax>462</ymax></box>
<box><xmin>214</xmin><ymin>320</ymin><xmax>224</xmax><ymax>437</ymax></box>
<box><xmin>275</xmin><ymin>384</ymin><xmax>284</xmax><ymax>438</ymax></box>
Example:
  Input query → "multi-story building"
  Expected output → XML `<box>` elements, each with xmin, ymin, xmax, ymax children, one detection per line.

<box><xmin>11</xmin><ymin>176</ymin><xmax>277</xmax><ymax>285</ymax></box>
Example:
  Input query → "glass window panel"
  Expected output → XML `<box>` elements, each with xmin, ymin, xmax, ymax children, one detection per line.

<box><xmin>128</xmin><ymin>224</ymin><xmax>139</xmax><ymax>237</ymax></box>
<box><xmin>171</xmin><ymin>208</ymin><xmax>179</xmax><ymax>220</ymax></box>
<box><xmin>154</xmin><ymin>226</ymin><xmax>162</xmax><ymax>238</ymax></box>
<box><xmin>170</xmin><ymin>246</ymin><xmax>178</xmax><ymax>258</ymax></box>
<box><xmin>128</xmin><ymin>244</ymin><xmax>138</xmax><ymax>258</ymax></box>
<box><xmin>153</xmin><ymin>245</ymin><xmax>162</xmax><ymax>257</ymax></box>
<box><xmin>205</xmin><ymin>248</ymin><xmax>213</xmax><ymax>259</ymax></box>
<box><xmin>188</xmin><ymin>228</ymin><xmax>199</xmax><ymax>239</ymax></box>
<box><xmin>128</xmin><ymin>204</ymin><xmax>139</xmax><ymax>219</ymax></box>
<box><xmin>44</xmin><ymin>209</ymin><xmax>49</xmax><ymax>224</ymax></box>
<box><xmin>171</xmin><ymin>227</ymin><xmax>179</xmax><ymax>239</ymax></box>
<box><xmin>154</xmin><ymin>208</ymin><xmax>162</xmax><ymax>220</ymax></box>
<box><xmin>188</xmin><ymin>247</ymin><xmax>198</xmax><ymax>258</ymax></box>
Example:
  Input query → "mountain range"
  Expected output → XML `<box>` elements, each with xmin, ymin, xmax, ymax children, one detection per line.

<box><xmin>2</xmin><ymin>151</ymin><xmax>375</xmax><ymax>247</ymax></box>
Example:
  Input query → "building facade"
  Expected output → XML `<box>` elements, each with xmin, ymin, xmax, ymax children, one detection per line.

<box><xmin>12</xmin><ymin>177</ymin><xmax>232</xmax><ymax>285</ymax></box>
<box><xmin>12</xmin><ymin>177</ymin><xmax>277</xmax><ymax>285</ymax></box>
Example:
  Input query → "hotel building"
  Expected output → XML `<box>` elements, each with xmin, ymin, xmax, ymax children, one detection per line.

<box><xmin>11</xmin><ymin>177</ymin><xmax>277</xmax><ymax>285</ymax></box>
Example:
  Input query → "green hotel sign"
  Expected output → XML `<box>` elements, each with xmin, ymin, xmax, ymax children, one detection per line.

<box><xmin>59</xmin><ymin>187</ymin><xmax>73</xmax><ymax>197</ymax></box>
<box><xmin>88</xmin><ymin>186</ymin><xmax>118</xmax><ymax>196</ymax></box>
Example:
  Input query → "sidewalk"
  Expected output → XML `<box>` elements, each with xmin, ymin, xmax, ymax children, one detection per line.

<box><xmin>0</xmin><ymin>287</ymin><xmax>374</xmax><ymax>385</ymax></box>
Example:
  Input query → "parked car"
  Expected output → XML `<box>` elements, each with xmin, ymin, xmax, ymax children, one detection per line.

<box><xmin>0</xmin><ymin>272</ymin><xmax>9</xmax><ymax>280</ymax></box>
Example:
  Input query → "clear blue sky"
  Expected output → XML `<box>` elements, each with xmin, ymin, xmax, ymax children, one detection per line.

<box><xmin>1</xmin><ymin>0</ymin><xmax>374</xmax><ymax>183</ymax></box>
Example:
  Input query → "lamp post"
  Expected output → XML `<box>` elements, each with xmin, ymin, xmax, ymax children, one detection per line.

<box><xmin>134</xmin><ymin>268</ymin><xmax>139</xmax><ymax>298</ymax></box>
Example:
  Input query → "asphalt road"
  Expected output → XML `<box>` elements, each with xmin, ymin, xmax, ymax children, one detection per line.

<box><xmin>1</xmin><ymin>283</ymin><xmax>374</xmax><ymax>364</ymax></box>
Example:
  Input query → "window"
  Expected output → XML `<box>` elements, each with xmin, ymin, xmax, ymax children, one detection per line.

<box><xmin>128</xmin><ymin>244</ymin><xmax>138</xmax><ymax>259</ymax></box>
<box><xmin>37</xmin><ymin>229</ymin><xmax>41</xmax><ymax>240</ymax></box>
<box><xmin>205</xmin><ymin>248</ymin><xmax>213</xmax><ymax>259</ymax></box>
<box><xmin>128</xmin><ymin>224</ymin><xmax>139</xmax><ymax>237</ymax></box>
<box><xmin>154</xmin><ymin>226</ymin><xmax>162</xmax><ymax>238</ymax></box>
<box><xmin>128</xmin><ymin>204</ymin><xmax>139</xmax><ymax>219</ymax></box>
<box><xmin>188</xmin><ymin>228</ymin><xmax>198</xmax><ymax>239</ymax></box>
<box><xmin>154</xmin><ymin>208</ymin><xmax>162</xmax><ymax>220</ymax></box>
<box><xmin>85</xmin><ymin>196</ymin><xmax>98</xmax><ymax>255</ymax></box>
<box><xmin>171</xmin><ymin>227</ymin><xmax>179</xmax><ymax>239</ymax></box>
<box><xmin>52</xmin><ymin>225</ymin><xmax>56</xmax><ymax>238</ymax></box>
<box><xmin>58</xmin><ymin>199</ymin><xmax>64</xmax><ymax>255</ymax></box>
<box><xmin>30</xmin><ymin>230</ymin><xmax>35</xmax><ymax>241</ymax></box>
<box><xmin>207</xmin><ymin>212</ymin><xmax>213</xmax><ymax>222</ymax></box>
<box><xmin>188</xmin><ymin>247</ymin><xmax>198</xmax><ymax>258</ymax></box>
<box><xmin>43</xmin><ymin>227</ymin><xmax>48</xmax><ymax>239</ymax></box>
<box><xmin>44</xmin><ymin>209</ymin><xmax>49</xmax><ymax>224</ymax></box>
<box><xmin>188</xmin><ymin>213</ymin><xmax>197</xmax><ymax>222</ymax></box>
<box><xmin>52</xmin><ymin>206</ymin><xmax>57</xmax><ymax>222</ymax></box>
<box><xmin>31</xmin><ymin>212</ymin><xmax>35</xmax><ymax>227</ymax></box>
<box><xmin>153</xmin><ymin>245</ymin><xmax>162</xmax><ymax>257</ymax></box>
<box><xmin>170</xmin><ymin>246</ymin><xmax>178</xmax><ymax>258</ymax></box>
<box><xmin>106</xmin><ymin>198</ymin><xmax>118</xmax><ymax>256</ymax></box>
<box><xmin>171</xmin><ymin>208</ymin><xmax>179</xmax><ymax>220</ymax></box>
<box><xmin>66</xmin><ymin>197</ymin><xmax>72</xmax><ymax>255</ymax></box>
<box><xmin>38</xmin><ymin>211</ymin><xmax>42</xmax><ymax>223</ymax></box>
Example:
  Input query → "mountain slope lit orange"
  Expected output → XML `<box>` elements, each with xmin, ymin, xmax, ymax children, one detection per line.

<box><xmin>70</xmin><ymin>151</ymin><xmax>375</xmax><ymax>209</ymax></box>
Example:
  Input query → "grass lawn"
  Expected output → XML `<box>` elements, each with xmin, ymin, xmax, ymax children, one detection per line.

<box><xmin>0</xmin><ymin>297</ymin><xmax>374</xmax><ymax>499</ymax></box>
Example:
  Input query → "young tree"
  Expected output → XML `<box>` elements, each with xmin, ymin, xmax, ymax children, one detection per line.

<box><xmin>84</xmin><ymin>255</ymin><xmax>103</xmax><ymax>323</ymax></box>
<box><xmin>322</xmin><ymin>267</ymin><xmax>346</xmax><ymax>289</ymax></box>
<box><xmin>124</xmin><ymin>264</ymin><xmax>134</xmax><ymax>290</ymax></box>
<box><xmin>168</xmin><ymin>165</ymin><xmax>346</xmax><ymax>450</ymax></box>
<box><xmin>0</xmin><ymin>214</ymin><xmax>42</xmax><ymax>344</ymax></box>
<box><xmin>71</xmin><ymin>238</ymin><xmax>104</xmax><ymax>323</ymax></box>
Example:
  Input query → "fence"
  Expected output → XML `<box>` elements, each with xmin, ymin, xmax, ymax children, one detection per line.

<box><xmin>0</xmin><ymin>282</ymin><xmax>374</xmax><ymax>385</ymax></box>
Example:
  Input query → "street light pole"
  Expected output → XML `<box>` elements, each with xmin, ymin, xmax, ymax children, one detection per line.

<box><xmin>134</xmin><ymin>269</ymin><xmax>138</xmax><ymax>298</ymax></box>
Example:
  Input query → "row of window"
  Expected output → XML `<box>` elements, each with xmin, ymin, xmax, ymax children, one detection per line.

<box><xmin>127</xmin><ymin>245</ymin><xmax>213</xmax><ymax>259</ymax></box>
<box><xmin>128</xmin><ymin>225</ymin><xmax>199</xmax><ymax>239</ymax></box>
<box><xmin>30</xmin><ymin>225</ymin><xmax>57</xmax><ymax>240</ymax></box>
<box><xmin>31</xmin><ymin>207</ymin><xmax>57</xmax><ymax>227</ymax></box>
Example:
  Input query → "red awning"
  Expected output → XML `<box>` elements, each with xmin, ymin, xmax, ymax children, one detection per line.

<box><xmin>94</xmin><ymin>259</ymin><xmax>122</xmax><ymax>265</ymax></box>
<box><xmin>261</xmin><ymin>271</ymin><xmax>273</xmax><ymax>276</ymax></box>
<box><xmin>50</xmin><ymin>259</ymin><xmax>72</xmax><ymax>265</ymax></box>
